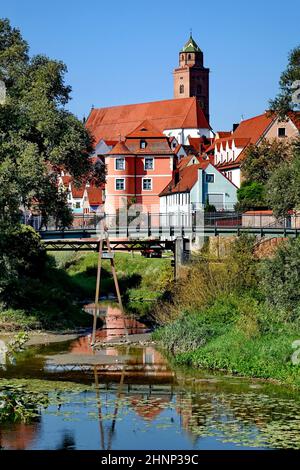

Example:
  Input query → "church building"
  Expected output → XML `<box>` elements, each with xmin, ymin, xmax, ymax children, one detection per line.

<box><xmin>85</xmin><ymin>35</ymin><xmax>212</xmax><ymax>147</ymax></box>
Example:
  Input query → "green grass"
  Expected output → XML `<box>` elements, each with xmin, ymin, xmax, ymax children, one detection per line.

<box><xmin>0</xmin><ymin>251</ymin><xmax>172</xmax><ymax>331</ymax></box>
<box><xmin>153</xmin><ymin>294</ymin><xmax>300</xmax><ymax>388</ymax></box>
<box><xmin>58</xmin><ymin>251</ymin><xmax>172</xmax><ymax>318</ymax></box>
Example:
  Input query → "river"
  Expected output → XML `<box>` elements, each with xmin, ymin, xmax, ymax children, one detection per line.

<box><xmin>0</xmin><ymin>303</ymin><xmax>300</xmax><ymax>450</ymax></box>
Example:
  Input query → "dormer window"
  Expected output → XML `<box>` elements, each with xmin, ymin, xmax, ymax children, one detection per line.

<box><xmin>140</xmin><ymin>140</ymin><xmax>147</xmax><ymax>149</ymax></box>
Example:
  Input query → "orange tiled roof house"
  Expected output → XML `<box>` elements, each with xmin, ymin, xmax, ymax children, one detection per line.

<box><xmin>103</xmin><ymin>120</ymin><xmax>176</xmax><ymax>214</ymax></box>
<box><xmin>209</xmin><ymin>112</ymin><xmax>300</xmax><ymax>188</ymax></box>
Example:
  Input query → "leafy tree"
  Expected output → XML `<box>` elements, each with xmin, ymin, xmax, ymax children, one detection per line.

<box><xmin>266</xmin><ymin>139</ymin><xmax>300</xmax><ymax>217</ymax></box>
<box><xmin>269</xmin><ymin>45</ymin><xmax>300</xmax><ymax>118</ymax></box>
<box><xmin>0</xmin><ymin>225</ymin><xmax>47</xmax><ymax>306</ymax></box>
<box><xmin>236</xmin><ymin>181</ymin><xmax>266</xmax><ymax>212</ymax></box>
<box><xmin>0</xmin><ymin>19</ymin><xmax>105</xmax><ymax>315</ymax></box>
<box><xmin>260</xmin><ymin>238</ymin><xmax>300</xmax><ymax>319</ymax></box>
<box><xmin>241</xmin><ymin>139</ymin><xmax>291</xmax><ymax>185</ymax></box>
<box><xmin>0</xmin><ymin>18</ymin><xmax>104</xmax><ymax>229</ymax></box>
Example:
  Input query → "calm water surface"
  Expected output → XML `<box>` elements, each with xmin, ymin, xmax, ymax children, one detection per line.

<box><xmin>0</xmin><ymin>303</ymin><xmax>300</xmax><ymax>450</ymax></box>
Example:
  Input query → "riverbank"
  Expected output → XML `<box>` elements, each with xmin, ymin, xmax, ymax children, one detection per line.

<box><xmin>0</xmin><ymin>251</ymin><xmax>172</xmax><ymax>331</ymax></box>
<box><xmin>153</xmin><ymin>236</ymin><xmax>300</xmax><ymax>389</ymax></box>
<box><xmin>153</xmin><ymin>298</ymin><xmax>300</xmax><ymax>388</ymax></box>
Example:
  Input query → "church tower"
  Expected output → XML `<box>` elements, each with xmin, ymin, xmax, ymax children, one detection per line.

<box><xmin>173</xmin><ymin>34</ymin><xmax>210</xmax><ymax>123</ymax></box>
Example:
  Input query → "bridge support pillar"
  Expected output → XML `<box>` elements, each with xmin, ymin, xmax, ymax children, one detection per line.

<box><xmin>174</xmin><ymin>237</ymin><xmax>190</xmax><ymax>279</ymax></box>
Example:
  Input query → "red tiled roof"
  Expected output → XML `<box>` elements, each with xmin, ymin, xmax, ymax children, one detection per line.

<box><xmin>216</xmin><ymin>131</ymin><xmax>232</xmax><ymax>138</ymax></box>
<box><xmin>205</xmin><ymin>136</ymin><xmax>251</xmax><ymax>154</ymax></box>
<box><xmin>289</xmin><ymin>111</ymin><xmax>300</xmax><ymax>131</ymax></box>
<box><xmin>177</xmin><ymin>155</ymin><xmax>193</xmax><ymax>170</ymax></box>
<box><xmin>217</xmin><ymin>147</ymin><xmax>248</xmax><ymax>170</ymax></box>
<box><xmin>188</xmin><ymin>136</ymin><xmax>202</xmax><ymax>153</ymax></box>
<box><xmin>87</xmin><ymin>185</ymin><xmax>104</xmax><ymax>205</ymax></box>
<box><xmin>160</xmin><ymin>162</ymin><xmax>209</xmax><ymax>196</ymax></box>
<box><xmin>86</xmin><ymin>97</ymin><xmax>210</xmax><ymax>144</ymax></box>
<box><xmin>71</xmin><ymin>185</ymin><xmax>85</xmax><ymax>198</ymax></box>
<box><xmin>103</xmin><ymin>139</ymin><xmax>118</xmax><ymax>146</ymax></box>
<box><xmin>244</xmin><ymin>210</ymin><xmax>274</xmax><ymax>215</ymax></box>
<box><xmin>233</xmin><ymin>137</ymin><xmax>251</xmax><ymax>147</ymax></box>
<box><xmin>126</xmin><ymin>119</ymin><xmax>166</xmax><ymax>138</ymax></box>
<box><xmin>108</xmin><ymin>141</ymin><xmax>133</xmax><ymax>155</ymax></box>
<box><xmin>232</xmin><ymin>113</ymin><xmax>274</xmax><ymax>144</ymax></box>
<box><xmin>61</xmin><ymin>175</ymin><xmax>72</xmax><ymax>187</ymax></box>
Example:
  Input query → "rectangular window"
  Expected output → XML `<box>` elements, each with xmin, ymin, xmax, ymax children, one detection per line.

<box><xmin>206</xmin><ymin>174</ymin><xmax>215</xmax><ymax>183</ymax></box>
<box><xmin>115</xmin><ymin>178</ymin><xmax>125</xmax><ymax>190</ymax></box>
<box><xmin>142</xmin><ymin>178</ymin><xmax>152</xmax><ymax>190</ymax></box>
<box><xmin>144</xmin><ymin>157</ymin><xmax>154</xmax><ymax>170</ymax></box>
<box><xmin>115</xmin><ymin>157</ymin><xmax>125</xmax><ymax>170</ymax></box>
<box><xmin>278</xmin><ymin>127</ymin><xmax>286</xmax><ymax>138</ymax></box>
<box><xmin>75</xmin><ymin>202</ymin><xmax>81</xmax><ymax>209</ymax></box>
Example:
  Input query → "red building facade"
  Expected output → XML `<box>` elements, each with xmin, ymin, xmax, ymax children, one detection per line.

<box><xmin>104</xmin><ymin>120</ymin><xmax>175</xmax><ymax>214</ymax></box>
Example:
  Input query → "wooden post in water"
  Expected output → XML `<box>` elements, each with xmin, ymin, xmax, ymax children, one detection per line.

<box><xmin>91</xmin><ymin>228</ymin><xmax>128</xmax><ymax>346</ymax></box>
<box><xmin>105</xmin><ymin>233</ymin><xmax>129</xmax><ymax>340</ymax></box>
<box><xmin>91</xmin><ymin>238</ymin><xmax>103</xmax><ymax>345</ymax></box>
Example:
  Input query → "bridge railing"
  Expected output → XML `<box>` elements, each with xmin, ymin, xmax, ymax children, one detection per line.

<box><xmin>23</xmin><ymin>210</ymin><xmax>300</xmax><ymax>236</ymax></box>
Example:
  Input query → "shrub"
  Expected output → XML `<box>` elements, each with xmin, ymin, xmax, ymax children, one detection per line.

<box><xmin>236</xmin><ymin>181</ymin><xmax>266</xmax><ymax>212</ymax></box>
<box><xmin>152</xmin><ymin>235</ymin><xmax>258</xmax><ymax>325</ymax></box>
<box><xmin>260</xmin><ymin>238</ymin><xmax>300</xmax><ymax>321</ymax></box>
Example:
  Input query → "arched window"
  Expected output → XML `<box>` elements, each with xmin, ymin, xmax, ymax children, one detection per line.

<box><xmin>188</xmin><ymin>54</ymin><xmax>191</xmax><ymax>60</ymax></box>
<box><xmin>140</xmin><ymin>140</ymin><xmax>147</xmax><ymax>149</ymax></box>
<box><xmin>181</xmin><ymin>54</ymin><xmax>184</xmax><ymax>61</ymax></box>
<box><xmin>179</xmin><ymin>84</ymin><xmax>184</xmax><ymax>94</ymax></box>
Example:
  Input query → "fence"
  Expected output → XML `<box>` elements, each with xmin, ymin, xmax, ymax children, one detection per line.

<box><xmin>22</xmin><ymin>210</ymin><xmax>300</xmax><ymax>233</ymax></box>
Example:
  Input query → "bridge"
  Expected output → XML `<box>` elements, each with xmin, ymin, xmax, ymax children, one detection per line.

<box><xmin>35</xmin><ymin>211</ymin><xmax>300</xmax><ymax>253</ymax></box>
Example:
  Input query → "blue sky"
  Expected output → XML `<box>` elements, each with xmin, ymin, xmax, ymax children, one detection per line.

<box><xmin>1</xmin><ymin>0</ymin><xmax>299</xmax><ymax>130</ymax></box>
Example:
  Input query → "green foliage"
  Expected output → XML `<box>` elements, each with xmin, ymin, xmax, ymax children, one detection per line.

<box><xmin>0</xmin><ymin>18</ymin><xmax>104</xmax><ymax>229</ymax></box>
<box><xmin>260</xmin><ymin>238</ymin><xmax>300</xmax><ymax>320</ymax></box>
<box><xmin>65</xmin><ymin>252</ymin><xmax>172</xmax><ymax>317</ymax></box>
<box><xmin>0</xmin><ymin>225</ymin><xmax>47</xmax><ymax>305</ymax></box>
<box><xmin>236</xmin><ymin>180</ymin><xmax>266</xmax><ymax>212</ymax></box>
<box><xmin>241</xmin><ymin>139</ymin><xmax>291</xmax><ymax>185</ymax></box>
<box><xmin>154</xmin><ymin>234</ymin><xmax>300</xmax><ymax>387</ymax></box>
<box><xmin>153</xmin><ymin>235</ymin><xmax>258</xmax><ymax>325</ymax></box>
<box><xmin>153</xmin><ymin>294</ymin><xmax>241</xmax><ymax>354</ymax></box>
<box><xmin>0</xmin><ymin>385</ymin><xmax>48</xmax><ymax>423</ymax></box>
<box><xmin>269</xmin><ymin>45</ymin><xmax>300</xmax><ymax>117</ymax></box>
<box><xmin>266</xmin><ymin>147</ymin><xmax>300</xmax><ymax>217</ymax></box>
<box><xmin>0</xmin><ymin>309</ymin><xmax>39</xmax><ymax>330</ymax></box>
